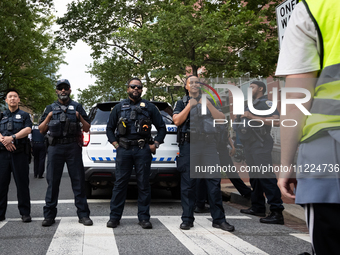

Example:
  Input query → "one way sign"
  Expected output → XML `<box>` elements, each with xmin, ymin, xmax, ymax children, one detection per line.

<box><xmin>276</xmin><ymin>0</ymin><xmax>299</xmax><ymax>49</ymax></box>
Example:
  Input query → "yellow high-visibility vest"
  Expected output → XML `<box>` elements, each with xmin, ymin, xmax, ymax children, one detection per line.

<box><xmin>301</xmin><ymin>0</ymin><xmax>340</xmax><ymax>142</ymax></box>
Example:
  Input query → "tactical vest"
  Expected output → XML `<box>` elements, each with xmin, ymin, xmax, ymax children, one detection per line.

<box><xmin>48</xmin><ymin>101</ymin><xmax>81</xmax><ymax>138</ymax></box>
<box><xmin>301</xmin><ymin>0</ymin><xmax>340</xmax><ymax>142</ymax></box>
<box><xmin>178</xmin><ymin>95</ymin><xmax>191</xmax><ymax>134</ymax></box>
<box><xmin>0</xmin><ymin>109</ymin><xmax>27</xmax><ymax>144</ymax></box>
<box><xmin>234</xmin><ymin>97</ymin><xmax>271</xmax><ymax>144</ymax></box>
<box><xmin>116</xmin><ymin>99</ymin><xmax>152</xmax><ymax>138</ymax></box>
<box><xmin>189</xmin><ymin>95</ymin><xmax>217</xmax><ymax>135</ymax></box>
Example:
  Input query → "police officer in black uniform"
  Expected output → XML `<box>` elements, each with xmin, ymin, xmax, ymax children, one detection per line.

<box><xmin>237</xmin><ymin>81</ymin><xmax>284</xmax><ymax>224</ymax></box>
<box><xmin>195</xmin><ymin>126</ymin><xmax>252</xmax><ymax>213</ymax></box>
<box><xmin>39</xmin><ymin>79</ymin><xmax>93</xmax><ymax>227</ymax></box>
<box><xmin>0</xmin><ymin>89</ymin><xmax>32</xmax><ymax>223</ymax></box>
<box><xmin>173</xmin><ymin>75</ymin><xmax>234</xmax><ymax>232</ymax></box>
<box><xmin>106</xmin><ymin>78</ymin><xmax>166</xmax><ymax>229</ymax></box>
<box><xmin>31</xmin><ymin>124</ymin><xmax>47</xmax><ymax>178</ymax></box>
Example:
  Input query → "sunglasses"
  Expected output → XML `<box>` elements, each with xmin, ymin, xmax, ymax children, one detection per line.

<box><xmin>57</xmin><ymin>86</ymin><xmax>70</xmax><ymax>91</ymax></box>
<box><xmin>129</xmin><ymin>85</ymin><xmax>143</xmax><ymax>89</ymax></box>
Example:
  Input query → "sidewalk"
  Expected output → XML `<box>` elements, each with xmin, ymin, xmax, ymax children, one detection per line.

<box><xmin>220</xmin><ymin>162</ymin><xmax>305</xmax><ymax>222</ymax></box>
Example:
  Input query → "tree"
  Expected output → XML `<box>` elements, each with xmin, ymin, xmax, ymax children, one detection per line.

<box><xmin>57</xmin><ymin>0</ymin><xmax>177</xmax><ymax>110</ymax></box>
<box><xmin>57</xmin><ymin>0</ymin><xmax>280</xmax><ymax>109</ymax></box>
<box><xmin>0</xmin><ymin>0</ymin><xmax>65</xmax><ymax>113</ymax></box>
<box><xmin>143</xmin><ymin>0</ymin><xmax>280</xmax><ymax>78</ymax></box>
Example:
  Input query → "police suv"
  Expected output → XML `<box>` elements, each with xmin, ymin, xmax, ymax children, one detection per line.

<box><xmin>82</xmin><ymin>101</ymin><xmax>180</xmax><ymax>198</ymax></box>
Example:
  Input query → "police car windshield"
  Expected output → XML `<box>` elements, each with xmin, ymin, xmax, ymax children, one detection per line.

<box><xmin>90</xmin><ymin>108</ymin><xmax>110</xmax><ymax>125</ymax></box>
<box><xmin>161</xmin><ymin>111</ymin><xmax>173</xmax><ymax>124</ymax></box>
<box><xmin>89</xmin><ymin>102</ymin><xmax>174</xmax><ymax>125</ymax></box>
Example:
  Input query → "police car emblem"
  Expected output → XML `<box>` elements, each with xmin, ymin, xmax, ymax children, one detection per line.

<box><xmin>69</xmin><ymin>105</ymin><xmax>75</xmax><ymax>110</ymax></box>
<box><xmin>140</xmin><ymin>102</ymin><xmax>145</xmax><ymax>107</ymax></box>
<box><xmin>266</xmin><ymin>101</ymin><xmax>273</xmax><ymax>107</ymax></box>
<box><xmin>16</xmin><ymin>114</ymin><xmax>21</xmax><ymax>119</ymax></box>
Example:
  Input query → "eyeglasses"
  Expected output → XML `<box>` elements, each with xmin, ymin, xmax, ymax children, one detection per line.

<box><xmin>129</xmin><ymin>85</ymin><xmax>143</xmax><ymax>90</ymax></box>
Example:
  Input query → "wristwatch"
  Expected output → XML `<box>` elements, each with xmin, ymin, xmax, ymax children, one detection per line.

<box><xmin>154</xmin><ymin>142</ymin><xmax>159</xmax><ymax>149</ymax></box>
<box><xmin>11</xmin><ymin>134</ymin><xmax>16</xmax><ymax>141</ymax></box>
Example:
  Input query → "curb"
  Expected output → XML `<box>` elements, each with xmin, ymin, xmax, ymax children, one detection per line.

<box><xmin>221</xmin><ymin>187</ymin><xmax>305</xmax><ymax>222</ymax></box>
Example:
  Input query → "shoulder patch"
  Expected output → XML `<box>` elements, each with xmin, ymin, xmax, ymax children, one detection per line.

<box><xmin>266</xmin><ymin>100</ymin><xmax>273</xmax><ymax>107</ymax></box>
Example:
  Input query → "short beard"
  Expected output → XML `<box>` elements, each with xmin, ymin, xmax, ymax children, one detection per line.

<box><xmin>128</xmin><ymin>91</ymin><xmax>141</xmax><ymax>100</ymax></box>
<box><xmin>58</xmin><ymin>94</ymin><xmax>70</xmax><ymax>101</ymax></box>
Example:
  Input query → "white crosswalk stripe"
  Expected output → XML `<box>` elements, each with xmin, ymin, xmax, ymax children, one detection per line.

<box><xmin>290</xmin><ymin>233</ymin><xmax>311</xmax><ymax>243</ymax></box>
<box><xmin>83</xmin><ymin>217</ymin><xmax>119</xmax><ymax>255</ymax></box>
<box><xmin>158</xmin><ymin>216</ymin><xmax>268</xmax><ymax>255</ymax></box>
<box><xmin>47</xmin><ymin>217</ymin><xmax>85</xmax><ymax>255</ymax></box>
<box><xmin>0</xmin><ymin>216</ymin><xmax>308</xmax><ymax>255</ymax></box>
<box><xmin>0</xmin><ymin>220</ymin><xmax>8</xmax><ymax>230</ymax></box>
<box><xmin>45</xmin><ymin>217</ymin><xmax>120</xmax><ymax>255</ymax></box>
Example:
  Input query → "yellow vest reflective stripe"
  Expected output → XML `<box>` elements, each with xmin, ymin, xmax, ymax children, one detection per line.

<box><xmin>301</xmin><ymin>0</ymin><xmax>340</xmax><ymax>142</ymax></box>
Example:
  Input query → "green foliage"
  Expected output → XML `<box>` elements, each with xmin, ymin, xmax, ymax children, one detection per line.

<box><xmin>57</xmin><ymin>0</ymin><xmax>280</xmax><ymax>110</ymax></box>
<box><xmin>147</xmin><ymin>0</ymin><xmax>280</xmax><ymax>78</ymax></box>
<box><xmin>0</xmin><ymin>0</ymin><xmax>65</xmax><ymax>113</ymax></box>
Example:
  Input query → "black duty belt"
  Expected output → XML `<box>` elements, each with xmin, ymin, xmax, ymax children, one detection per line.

<box><xmin>181</xmin><ymin>133</ymin><xmax>190</xmax><ymax>142</ymax></box>
<box><xmin>33</xmin><ymin>141</ymin><xmax>44</xmax><ymax>144</ymax></box>
<box><xmin>118</xmin><ymin>138</ymin><xmax>147</xmax><ymax>149</ymax></box>
<box><xmin>54</xmin><ymin>137</ymin><xmax>78</xmax><ymax>144</ymax></box>
<box><xmin>126</xmin><ymin>139</ymin><xmax>145</xmax><ymax>145</ymax></box>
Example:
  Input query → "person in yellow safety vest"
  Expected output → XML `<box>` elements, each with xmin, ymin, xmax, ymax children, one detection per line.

<box><xmin>276</xmin><ymin>1</ymin><xmax>340</xmax><ymax>254</ymax></box>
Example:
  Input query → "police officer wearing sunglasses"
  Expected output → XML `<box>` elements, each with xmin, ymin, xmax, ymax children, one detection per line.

<box><xmin>106</xmin><ymin>78</ymin><xmax>166</xmax><ymax>229</ymax></box>
<box><xmin>39</xmin><ymin>79</ymin><xmax>93</xmax><ymax>227</ymax></box>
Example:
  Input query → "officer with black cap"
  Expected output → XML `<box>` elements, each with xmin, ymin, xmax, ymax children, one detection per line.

<box><xmin>106</xmin><ymin>78</ymin><xmax>166</xmax><ymax>229</ymax></box>
<box><xmin>0</xmin><ymin>89</ymin><xmax>32</xmax><ymax>223</ymax></box>
<box><xmin>173</xmin><ymin>75</ymin><xmax>234</xmax><ymax>232</ymax></box>
<box><xmin>237</xmin><ymin>81</ymin><xmax>284</xmax><ymax>224</ymax></box>
<box><xmin>39</xmin><ymin>79</ymin><xmax>93</xmax><ymax>227</ymax></box>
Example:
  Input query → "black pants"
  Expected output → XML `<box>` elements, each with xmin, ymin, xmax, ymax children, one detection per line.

<box><xmin>195</xmin><ymin>178</ymin><xmax>207</xmax><ymax>209</ymax></box>
<box><xmin>32</xmin><ymin>143</ymin><xmax>46</xmax><ymax>177</ymax></box>
<box><xmin>245</xmin><ymin>151</ymin><xmax>283</xmax><ymax>212</ymax></box>
<box><xmin>0</xmin><ymin>150</ymin><xmax>30</xmax><ymax>218</ymax></box>
<box><xmin>110</xmin><ymin>144</ymin><xmax>152</xmax><ymax>221</ymax></box>
<box><xmin>305</xmin><ymin>203</ymin><xmax>340</xmax><ymax>255</ymax></box>
<box><xmin>44</xmin><ymin>142</ymin><xmax>90</xmax><ymax>219</ymax></box>
<box><xmin>178</xmin><ymin>141</ymin><xmax>226</xmax><ymax>224</ymax></box>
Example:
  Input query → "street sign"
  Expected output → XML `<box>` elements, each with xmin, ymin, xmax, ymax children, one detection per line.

<box><xmin>276</xmin><ymin>0</ymin><xmax>299</xmax><ymax>49</ymax></box>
